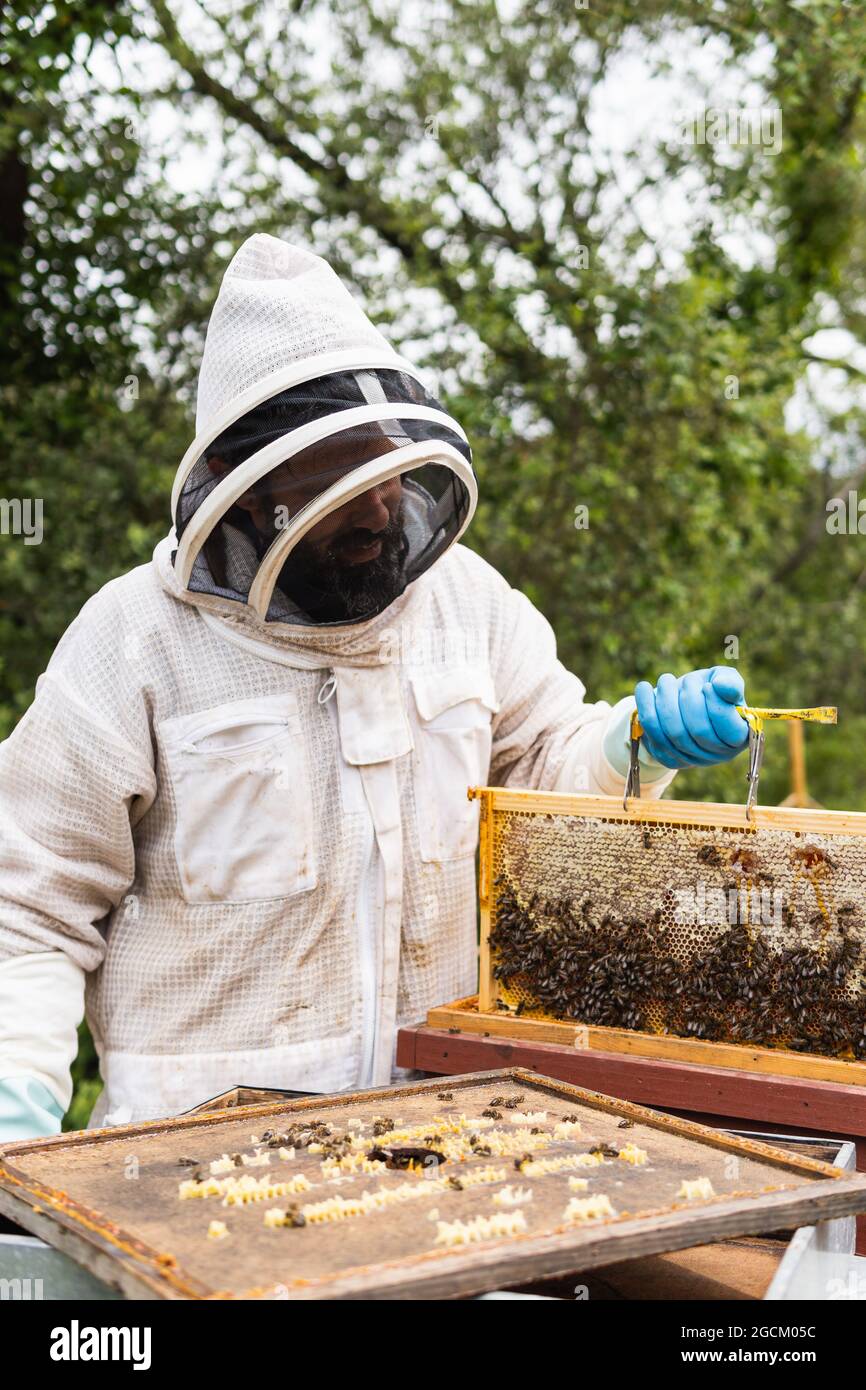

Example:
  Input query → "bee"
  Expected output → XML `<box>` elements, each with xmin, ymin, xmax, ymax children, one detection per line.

<box><xmin>504</xmin><ymin>1096</ymin><xmax>525</xmax><ymax>1109</ymax></box>
<box><xmin>281</xmin><ymin>1203</ymin><xmax>306</xmax><ymax>1228</ymax></box>
<box><xmin>177</xmin><ymin>1156</ymin><xmax>199</xmax><ymax>1167</ymax></box>
<box><xmin>482</xmin><ymin>1109</ymin><xmax>502</xmax><ymax>1120</ymax></box>
<box><xmin>617</xmin><ymin>1119</ymin><xmax>634</xmax><ymax>1129</ymax></box>
<box><xmin>590</xmin><ymin>1142</ymin><xmax>620</xmax><ymax>1159</ymax></box>
<box><xmin>437</xmin><ymin>1091</ymin><xmax>454</xmax><ymax>1101</ymax></box>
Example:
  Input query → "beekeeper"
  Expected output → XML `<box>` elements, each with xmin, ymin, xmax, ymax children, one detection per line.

<box><xmin>0</xmin><ymin>235</ymin><xmax>751</xmax><ymax>1138</ymax></box>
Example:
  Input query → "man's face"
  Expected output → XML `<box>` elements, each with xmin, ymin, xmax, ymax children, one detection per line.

<box><xmin>215</xmin><ymin>433</ymin><xmax>409</xmax><ymax>619</ymax></box>
<box><xmin>275</xmin><ymin>477</ymin><xmax>407</xmax><ymax>620</ymax></box>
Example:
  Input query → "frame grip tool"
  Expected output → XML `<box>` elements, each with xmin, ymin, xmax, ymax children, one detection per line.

<box><xmin>623</xmin><ymin>704</ymin><xmax>837</xmax><ymax>819</ymax></box>
<box><xmin>739</xmin><ymin>706</ymin><xmax>836</xmax><ymax>821</ymax></box>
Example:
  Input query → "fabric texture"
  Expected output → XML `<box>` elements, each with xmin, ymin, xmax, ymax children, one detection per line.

<box><xmin>194</xmin><ymin>237</ymin><xmax>405</xmax><ymax>435</ymax></box>
<box><xmin>0</xmin><ymin>540</ymin><xmax>675</xmax><ymax>1124</ymax></box>
<box><xmin>0</xmin><ymin>233</ymin><xmax>677</xmax><ymax>1128</ymax></box>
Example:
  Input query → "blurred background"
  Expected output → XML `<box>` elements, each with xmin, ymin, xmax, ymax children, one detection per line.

<box><xmin>2</xmin><ymin>1</ymin><xmax>865</xmax><ymax>1122</ymax></box>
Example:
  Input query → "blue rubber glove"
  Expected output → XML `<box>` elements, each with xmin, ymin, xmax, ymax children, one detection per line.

<box><xmin>0</xmin><ymin>1076</ymin><xmax>65</xmax><ymax>1143</ymax></box>
<box><xmin>602</xmin><ymin>697</ymin><xmax>671</xmax><ymax>780</ymax></box>
<box><xmin>634</xmin><ymin>667</ymin><xmax>749</xmax><ymax>769</ymax></box>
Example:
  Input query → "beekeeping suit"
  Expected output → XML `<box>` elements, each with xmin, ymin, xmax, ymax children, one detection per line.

<box><xmin>0</xmin><ymin>235</ymin><xmax>675</xmax><ymax>1135</ymax></box>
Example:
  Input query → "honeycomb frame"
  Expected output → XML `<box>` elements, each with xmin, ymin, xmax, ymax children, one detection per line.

<box><xmin>471</xmin><ymin>788</ymin><xmax>866</xmax><ymax>1061</ymax></box>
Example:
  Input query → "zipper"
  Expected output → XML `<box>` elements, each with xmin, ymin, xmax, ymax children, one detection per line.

<box><xmin>192</xmin><ymin>611</ymin><xmax>385</xmax><ymax>1081</ymax></box>
<box><xmin>181</xmin><ymin>712</ymin><xmax>292</xmax><ymax>755</ymax></box>
<box><xmin>356</xmin><ymin>800</ymin><xmax>378</xmax><ymax>1087</ymax></box>
<box><xmin>318</xmin><ymin>677</ymin><xmax>378</xmax><ymax>1087</ymax></box>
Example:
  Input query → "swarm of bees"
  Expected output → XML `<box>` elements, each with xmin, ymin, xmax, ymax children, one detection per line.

<box><xmin>489</xmin><ymin>878</ymin><xmax>677</xmax><ymax>1032</ymax></box>
<box><xmin>255</xmin><ymin>1119</ymin><xmax>357</xmax><ymax>1163</ymax></box>
<box><xmin>489</xmin><ymin>868</ymin><xmax>866</xmax><ymax>1059</ymax></box>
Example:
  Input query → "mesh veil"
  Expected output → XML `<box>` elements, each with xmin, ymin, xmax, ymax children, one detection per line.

<box><xmin>173</xmin><ymin>367</ymin><xmax>474</xmax><ymax>627</ymax></box>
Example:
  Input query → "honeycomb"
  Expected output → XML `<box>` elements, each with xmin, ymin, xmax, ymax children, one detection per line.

<box><xmin>486</xmin><ymin>806</ymin><xmax>866</xmax><ymax>1058</ymax></box>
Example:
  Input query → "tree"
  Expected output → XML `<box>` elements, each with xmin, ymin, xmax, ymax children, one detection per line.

<box><xmin>138</xmin><ymin>0</ymin><xmax>866</xmax><ymax>805</ymax></box>
<box><xmin>0</xmin><ymin>1</ymin><xmax>234</xmax><ymax>729</ymax></box>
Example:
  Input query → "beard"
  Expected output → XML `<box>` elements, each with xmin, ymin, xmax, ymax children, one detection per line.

<box><xmin>273</xmin><ymin>502</ymin><xmax>409</xmax><ymax>622</ymax></box>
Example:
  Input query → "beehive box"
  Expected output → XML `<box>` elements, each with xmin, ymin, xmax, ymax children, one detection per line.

<box><xmin>442</xmin><ymin>789</ymin><xmax>866</xmax><ymax>1085</ymax></box>
<box><xmin>3</xmin><ymin>1070</ymin><xmax>866</xmax><ymax>1300</ymax></box>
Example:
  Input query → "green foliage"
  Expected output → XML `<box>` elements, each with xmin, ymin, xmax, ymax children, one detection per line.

<box><xmin>64</xmin><ymin>1021</ymin><xmax>102</xmax><ymax>1132</ymax></box>
<box><xmin>0</xmin><ymin>378</ymin><xmax>185</xmax><ymax>728</ymax></box>
<box><xmin>3</xmin><ymin>1</ymin><xmax>866</xmax><ymax>1122</ymax></box>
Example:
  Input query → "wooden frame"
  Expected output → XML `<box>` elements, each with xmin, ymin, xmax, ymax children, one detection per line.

<box><xmin>469</xmin><ymin>787</ymin><xmax>866</xmax><ymax>1080</ymax></box>
<box><xmin>469</xmin><ymin>786</ymin><xmax>866</xmax><ymax>836</ymax></box>
<box><xmin>428</xmin><ymin>997</ymin><xmax>866</xmax><ymax>1088</ymax></box>
<box><xmin>396</xmin><ymin>1028</ymin><xmax>866</xmax><ymax>1254</ymax></box>
<box><xmin>4</xmin><ymin>1069</ymin><xmax>866</xmax><ymax>1300</ymax></box>
<box><xmin>182</xmin><ymin>1085</ymin><xmax>314</xmax><ymax>1115</ymax></box>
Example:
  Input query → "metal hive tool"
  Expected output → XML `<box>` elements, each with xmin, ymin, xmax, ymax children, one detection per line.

<box><xmin>470</xmin><ymin>788</ymin><xmax>866</xmax><ymax>1062</ymax></box>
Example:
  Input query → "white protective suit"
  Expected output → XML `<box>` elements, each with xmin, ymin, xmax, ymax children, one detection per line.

<box><xmin>0</xmin><ymin>235</ymin><xmax>675</xmax><ymax>1130</ymax></box>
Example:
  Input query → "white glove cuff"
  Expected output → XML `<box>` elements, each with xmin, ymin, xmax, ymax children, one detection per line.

<box><xmin>0</xmin><ymin>951</ymin><xmax>86</xmax><ymax>1110</ymax></box>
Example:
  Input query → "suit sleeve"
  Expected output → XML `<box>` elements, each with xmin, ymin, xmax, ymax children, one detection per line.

<box><xmin>0</xmin><ymin>585</ymin><xmax>157</xmax><ymax>1136</ymax></box>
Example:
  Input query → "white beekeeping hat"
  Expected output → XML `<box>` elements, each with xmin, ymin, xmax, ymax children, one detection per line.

<box><xmin>170</xmin><ymin>233</ymin><xmax>476</xmax><ymax>628</ymax></box>
<box><xmin>193</xmin><ymin>235</ymin><xmax>408</xmax><ymax>434</ymax></box>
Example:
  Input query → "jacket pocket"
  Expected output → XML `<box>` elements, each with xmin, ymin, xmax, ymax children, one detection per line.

<box><xmin>410</xmin><ymin>669</ymin><xmax>499</xmax><ymax>863</ymax></box>
<box><xmin>158</xmin><ymin>693</ymin><xmax>317</xmax><ymax>904</ymax></box>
